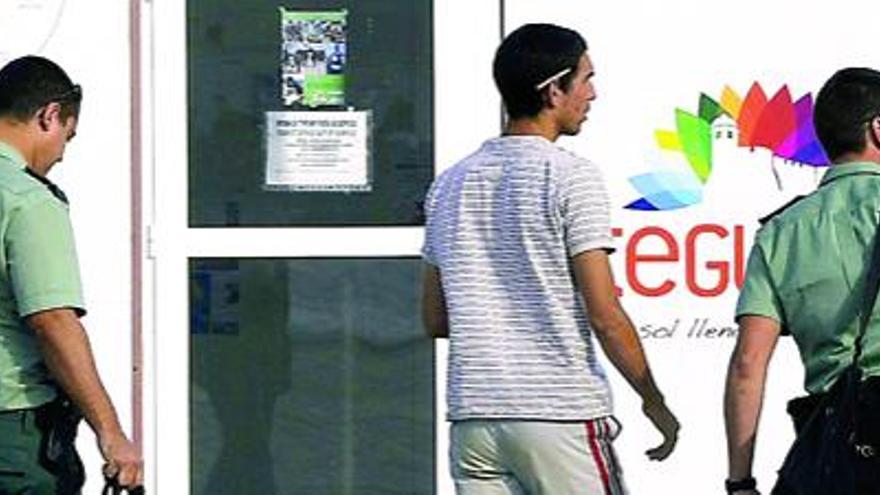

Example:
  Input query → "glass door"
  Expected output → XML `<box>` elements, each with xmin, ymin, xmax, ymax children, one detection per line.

<box><xmin>149</xmin><ymin>1</ymin><xmax>501</xmax><ymax>493</ymax></box>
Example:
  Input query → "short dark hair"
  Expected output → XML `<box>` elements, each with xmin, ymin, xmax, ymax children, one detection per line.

<box><xmin>0</xmin><ymin>56</ymin><xmax>81</xmax><ymax>122</ymax></box>
<box><xmin>493</xmin><ymin>24</ymin><xmax>587</xmax><ymax>119</ymax></box>
<box><xmin>814</xmin><ymin>67</ymin><xmax>880</xmax><ymax>162</ymax></box>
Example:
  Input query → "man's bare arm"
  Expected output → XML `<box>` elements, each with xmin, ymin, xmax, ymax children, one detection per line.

<box><xmin>421</xmin><ymin>264</ymin><xmax>449</xmax><ymax>338</ymax></box>
<box><xmin>572</xmin><ymin>249</ymin><xmax>679</xmax><ymax>460</ymax></box>
<box><xmin>28</xmin><ymin>308</ymin><xmax>143</xmax><ymax>487</ymax></box>
<box><xmin>724</xmin><ymin>315</ymin><xmax>780</xmax><ymax>490</ymax></box>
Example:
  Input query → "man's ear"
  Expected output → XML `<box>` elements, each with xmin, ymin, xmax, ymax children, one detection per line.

<box><xmin>543</xmin><ymin>82</ymin><xmax>564</xmax><ymax>109</ymax></box>
<box><xmin>36</xmin><ymin>107</ymin><xmax>50</xmax><ymax>131</ymax></box>
<box><xmin>39</xmin><ymin>103</ymin><xmax>64</xmax><ymax>132</ymax></box>
<box><xmin>870</xmin><ymin>116</ymin><xmax>880</xmax><ymax>150</ymax></box>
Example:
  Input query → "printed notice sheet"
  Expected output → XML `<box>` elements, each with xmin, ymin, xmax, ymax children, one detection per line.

<box><xmin>264</xmin><ymin>111</ymin><xmax>371</xmax><ymax>192</ymax></box>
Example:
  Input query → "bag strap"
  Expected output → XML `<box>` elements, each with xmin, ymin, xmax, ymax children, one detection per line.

<box><xmin>855</xmin><ymin>220</ymin><xmax>880</xmax><ymax>361</ymax></box>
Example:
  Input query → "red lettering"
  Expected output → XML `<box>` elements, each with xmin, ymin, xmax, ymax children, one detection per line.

<box><xmin>734</xmin><ymin>225</ymin><xmax>746</xmax><ymax>289</ymax></box>
<box><xmin>615</xmin><ymin>223</ymin><xmax>749</xmax><ymax>298</ymax></box>
<box><xmin>685</xmin><ymin>224</ymin><xmax>729</xmax><ymax>297</ymax></box>
<box><xmin>627</xmin><ymin>226</ymin><xmax>678</xmax><ymax>297</ymax></box>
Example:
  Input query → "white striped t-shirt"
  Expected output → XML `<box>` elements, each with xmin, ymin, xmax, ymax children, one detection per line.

<box><xmin>422</xmin><ymin>135</ymin><xmax>615</xmax><ymax>421</ymax></box>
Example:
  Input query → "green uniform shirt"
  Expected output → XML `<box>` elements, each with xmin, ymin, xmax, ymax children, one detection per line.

<box><xmin>737</xmin><ymin>162</ymin><xmax>880</xmax><ymax>393</ymax></box>
<box><xmin>0</xmin><ymin>141</ymin><xmax>85</xmax><ymax>411</ymax></box>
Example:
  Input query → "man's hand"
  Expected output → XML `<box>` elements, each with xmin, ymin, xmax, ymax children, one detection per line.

<box><xmin>28</xmin><ymin>308</ymin><xmax>144</xmax><ymax>488</ymax></box>
<box><xmin>642</xmin><ymin>399</ymin><xmax>679</xmax><ymax>460</ymax></box>
<box><xmin>572</xmin><ymin>250</ymin><xmax>680</xmax><ymax>460</ymax></box>
<box><xmin>99</xmin><ymin>432</ymin><xmax>143</xmax><ymax>488</ymax></box>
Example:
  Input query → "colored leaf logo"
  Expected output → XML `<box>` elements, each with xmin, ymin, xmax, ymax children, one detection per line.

<box><xmin>626</xmin><ymin>83</ymin><xmax>830</xmax><ymax>211</ymax></box>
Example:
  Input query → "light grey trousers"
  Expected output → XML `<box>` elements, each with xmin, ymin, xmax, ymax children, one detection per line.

<box><xmin>450</xmin><ymin>417</ymin><xmax>627</xmax><ymax>495</ymax></box>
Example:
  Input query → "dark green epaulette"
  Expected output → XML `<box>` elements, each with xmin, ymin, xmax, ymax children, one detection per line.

<box><xmin>758</xmin><ymin>195</ymin><xmax>806</xmax><ymax>226</ymax></box>
<box><xmin>24</xmin><ymin>168</ymin><xmax>68</xmax><ymax>205</ymax></box>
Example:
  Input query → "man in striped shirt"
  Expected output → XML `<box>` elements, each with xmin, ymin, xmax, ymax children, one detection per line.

<box><xmin>422</xmin><ymin>24</ymin><xmax>680</xmax><ymax>494</ymax></box>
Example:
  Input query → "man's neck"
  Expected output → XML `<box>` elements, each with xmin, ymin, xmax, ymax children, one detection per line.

<box><xmin>833</xmin><ymin>150</ymin><xmax>880</xmax><ymax>167</ymax></box>
<box><xmin>0</xmin><ymin>120</ymin><xmax>44</xmax><ymax>176</ymax></box>
<box><xmin>504</xmin><ymin>115</ymin><xmax>560</xmax><ymax>142</ymax></box>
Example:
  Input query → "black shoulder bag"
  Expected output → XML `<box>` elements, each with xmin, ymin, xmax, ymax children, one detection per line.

<box><xmin>771</xmin><ymin>230</ymin><xmax>880</xmax><ymax>494</ymax></box>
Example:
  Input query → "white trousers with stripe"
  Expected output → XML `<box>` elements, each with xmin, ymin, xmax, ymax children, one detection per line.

<box><xmin>450</xmin><ymin>417</ymin><xmax>627</xmax><ymax>495</ymax></box>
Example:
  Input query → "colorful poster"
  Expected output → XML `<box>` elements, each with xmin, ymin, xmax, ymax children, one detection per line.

<box><xmin>264</xmin><ymin>110</ymin><xmax>371</xmax><ymax>192</ymax></box>
<box><xmin>279</xmin><ymin>8</ymin><xmax>347</xmax><ymax>108</ymax></box>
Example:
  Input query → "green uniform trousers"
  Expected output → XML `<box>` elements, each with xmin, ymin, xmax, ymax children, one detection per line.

<box><xmin>0</xmin><ymin>404</ymin><xmax>83</xmax><ymax>495</ymax></box>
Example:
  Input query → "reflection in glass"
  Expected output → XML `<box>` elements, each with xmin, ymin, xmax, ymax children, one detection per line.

<box><xmin>190</xmin><ymin>258</ymin><xmax>434</xmax><ymax>494</ymax></box>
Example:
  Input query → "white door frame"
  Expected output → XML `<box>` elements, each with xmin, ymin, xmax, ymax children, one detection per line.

<box><xmin>146</xmin><ymin>1</ymin><xmax>501</xmax><ymax>492</ymax></box>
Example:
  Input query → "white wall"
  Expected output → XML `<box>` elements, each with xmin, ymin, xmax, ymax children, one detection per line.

<box><xmin>149</xmin><ymin>0</ymin><xmax>880</xmax><ymax>493</ymax></box>
<box><xmin>498</xmin><ymin>1</ymin><xmax>879</xmax><ymax>493</ymax></box>
<box><xmin>2</xmin><ymin>2</ymin><xmax>134</xmax><ymax>494</ymax></box>
<box><xmin>7</xmin><ymin>0</ymin><xmax>879</xmax><ymax>493</ymax></box>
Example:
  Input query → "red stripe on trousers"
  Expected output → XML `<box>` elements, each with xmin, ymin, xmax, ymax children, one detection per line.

<box><xmin>586</xmin><ymin>420</ymin><xmax>612</xmax><ymax>495</ymax></box>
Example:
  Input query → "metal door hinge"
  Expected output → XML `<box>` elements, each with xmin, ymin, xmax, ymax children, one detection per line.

<box><xmin>146</xmin><ymin>224</ymin><xmax>157</xmax><ymax>259</ymax></box>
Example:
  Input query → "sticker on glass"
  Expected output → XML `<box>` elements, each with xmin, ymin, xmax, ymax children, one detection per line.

<box><xmin>279</xmin><ymin>8</ymin><xmax>347</xmax><ymax>108</ymax></box>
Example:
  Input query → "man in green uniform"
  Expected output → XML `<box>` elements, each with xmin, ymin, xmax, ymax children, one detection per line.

<box><xmin>724</xmin><ymin>67</ymin><xmax>880</xmax><ymax>494</ymax></box>
<box><xmin>0</xmin><ymin>56</ymin><xmax>142</xmax><ymax>493</ymax></box>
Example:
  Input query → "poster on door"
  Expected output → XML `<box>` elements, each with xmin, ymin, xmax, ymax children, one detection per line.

<box><xmin>279</xmin><ymin>7</ymin><xmax>347</xmax><ymax>108</ymax></box>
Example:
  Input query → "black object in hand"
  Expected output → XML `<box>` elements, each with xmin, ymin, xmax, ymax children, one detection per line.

<box><xmin>102</xmin><ymin>476</ymin><xmax>144</xmax><ymax>495</ymax></box>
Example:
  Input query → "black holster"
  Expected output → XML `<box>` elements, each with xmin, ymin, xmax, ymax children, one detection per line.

<box><xmin>34</xmin><ymin>395</ymin><xmax>85</xmax><ymax>495</ymax></box>
<box><xmin>786</xmin><ymin>376</ymin><xmax>880</xmax><ymax>453</ymax></box>
<box><xmin>855</xmin><ymin>377</ymin><xmax>880</xmax><ymax>452</ymax></box>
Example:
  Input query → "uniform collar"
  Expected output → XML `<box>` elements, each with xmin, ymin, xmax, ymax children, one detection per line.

<box><xmin>0</xmin><ymin>140</ymin><xmax>27</xmax><ymax>169</ymax></box>
<box><xmin>0</xmin><ymin>140</ymin><xmax>68</xmax><ymax>205</ymax></box>
<box><xmin>25</xmin><ymin>168</ymin><xmax>68</xmax><ymax>204</ymax></box>
<box><xmin>820</xmin><ymin>161</ymin><xmax>880</xmax><ymax>186</ymax></box>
